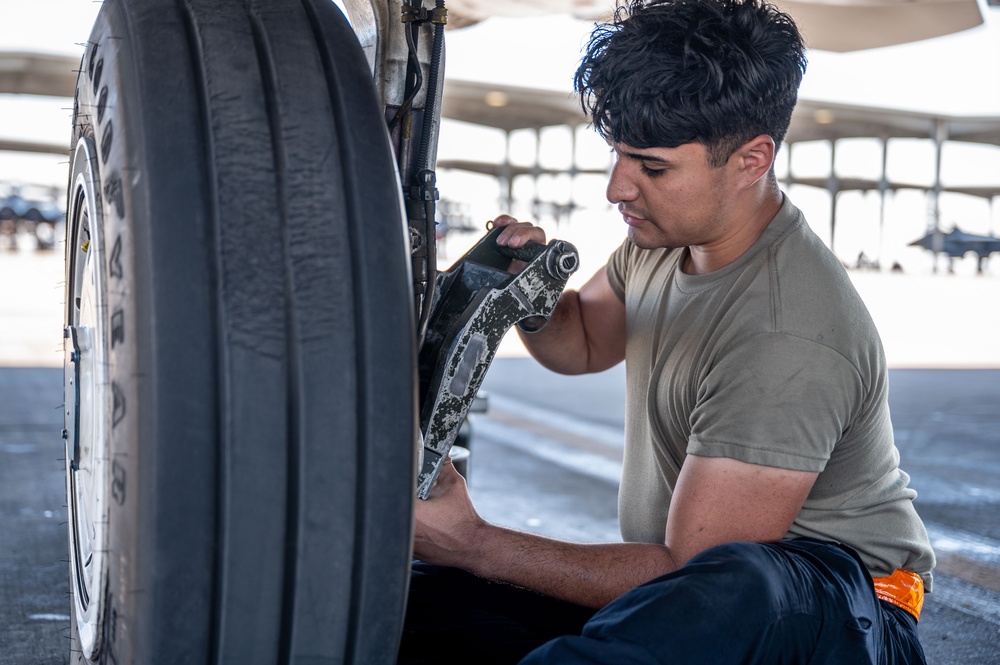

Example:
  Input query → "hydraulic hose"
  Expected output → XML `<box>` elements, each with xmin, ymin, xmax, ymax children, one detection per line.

<box><xmin>416</xmin><ymin>0</ymin><xmax>445</xmax><ymax>173</ymax></box>
<box><xmin>415</xmin><ymin>0</ymin><xmax>446</xmax><ymax>346</ymax></box>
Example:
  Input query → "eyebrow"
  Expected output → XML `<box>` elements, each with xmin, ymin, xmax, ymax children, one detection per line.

<box><xmin>619</xmin><ymin>149</ymin><xmax>670</xmax><ymax>164</ymax></box>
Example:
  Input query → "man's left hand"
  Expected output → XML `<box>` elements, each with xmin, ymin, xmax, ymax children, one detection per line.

<box><xmin>413</xmin><ymin>458</ymin><xmax>486</xmax><ymax>568</ymax></box>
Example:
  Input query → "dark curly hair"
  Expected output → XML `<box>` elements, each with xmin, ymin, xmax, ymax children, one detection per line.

<box><xmin>575</xmin><ymin>0</ymin><xmax>807</xmax><ymax>167</ymax></box>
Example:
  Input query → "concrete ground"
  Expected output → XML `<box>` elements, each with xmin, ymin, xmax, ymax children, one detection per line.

<box><xmin>476</xmin><ymin>360</ymin><xmax>1000</xmax><ymax>665</ymax></box>
<box><xmin>2</xmin><ymin>237</ymin><xmax>999</xmax><ymax>662</ymax></box>
<box><xmin>0</xmin><ymin>368</ymin><xmax>67</xmax><ymax>664</ymax></box>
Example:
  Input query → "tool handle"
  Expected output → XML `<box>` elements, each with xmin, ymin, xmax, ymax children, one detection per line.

<box><xmin>496</xmin><ymin>240</ymin><xmax>546</xmax><ymax>263</ymax></box>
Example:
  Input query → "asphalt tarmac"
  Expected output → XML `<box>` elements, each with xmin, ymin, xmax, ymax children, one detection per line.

<box><xmin>2</xmin><ymin>243</ymin><xmax>999</xmax><ymax>662</ymax></box>
<box><xmin>476</xmin><ymin>359</ymin><xmax>1000</xmax><ymax>664</ymax></box>
<box><xmin>0</xmin><ymin>368</ymin><xmax>68</xmax><ymax>664</ymax></box>
<box><xmin>2</xmin><ymin>362</ymin><xmax>999</xmax><ymax>663</ymax></box>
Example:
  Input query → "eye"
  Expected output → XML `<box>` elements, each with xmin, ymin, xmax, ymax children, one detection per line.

<box><xmin>640</xmin><ymin>162</ymin><xmax>666</xmax><ymax>177</ymax></box>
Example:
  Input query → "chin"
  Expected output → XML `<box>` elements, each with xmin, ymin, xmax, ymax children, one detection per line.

<box><xmin>627</xmin><ymin>226</ymin><xmax>679</xmax><ymax>251</ymax></box>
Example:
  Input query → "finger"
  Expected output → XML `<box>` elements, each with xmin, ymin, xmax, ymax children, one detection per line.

<box><xmin>437</xmin><ymin>457</ymin><xmax>459</xmax><ymax>482</ymax></box>
<box><xmin>490</xmin><ymin>214</ymin><xmax>519</xmax><ymax>229</ymax></box>
<box><xmin>425</xmin><ymin>458</ymin><xmax>458</xmax><ymax>498</ymax></box>
<box><xmin>505</xmin><ymin>226</ymin><xmax>547</xmax><ymax>249</ymax></box>
<box><xmin>496</xmin><ymin>222</ymin><xmax>545</xmax><ymax>248</ymax></box>
<box><xmin>506</xmin><ymin>258</ymin><xmax>528</xmax><ymax>275</ymax></box>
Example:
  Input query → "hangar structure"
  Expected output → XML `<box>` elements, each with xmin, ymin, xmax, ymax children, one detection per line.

<box><xmin>785</xmin><ymin>99</ymin><xmax>1000</xmax><ymax>251</ymax></box>
<box><xmin>442</xmin><ymin>79</ymin><xmax>1000</xmax><ymax>255</ymax></box>
<box><xmin>3</xmin><ymin>46</ymin><xmax>1000</xmax><ymax>252</ymax></box>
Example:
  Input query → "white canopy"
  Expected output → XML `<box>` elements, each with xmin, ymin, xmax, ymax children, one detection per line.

<box><xmin>445</xmin><ymin>0</ymin><xmax>986</xmax><ymax>52</ymax></box>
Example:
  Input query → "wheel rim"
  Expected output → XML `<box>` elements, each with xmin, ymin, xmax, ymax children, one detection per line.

<box><xmin>64</xmin><ymin>136</ymin><xmax>110</xmax><ymax>659</ymax></box>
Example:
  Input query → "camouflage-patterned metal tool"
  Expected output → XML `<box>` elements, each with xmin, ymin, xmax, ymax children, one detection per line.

<box><xmin>415</xmin><ymin>226</ymin><xmax>579</xmax><ymax>499</ymax></box>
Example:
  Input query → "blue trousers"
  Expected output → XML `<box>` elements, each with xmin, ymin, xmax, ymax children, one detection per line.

<box><xmin>398</xmin><ymin>539</ymin><xmax>926</xmax><ymax>664</ymax></box>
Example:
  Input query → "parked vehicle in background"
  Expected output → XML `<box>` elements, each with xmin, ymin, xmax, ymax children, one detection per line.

<box><xmin>0</xmin><ymin>183</ymin><xmax>64</xmax><ymax>250</ymax></box>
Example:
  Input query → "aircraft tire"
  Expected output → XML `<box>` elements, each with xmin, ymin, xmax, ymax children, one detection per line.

<box><xmin>62</xmin><ymin>1</ymin><xmax>415</xmax><ymax>663</ymax></box>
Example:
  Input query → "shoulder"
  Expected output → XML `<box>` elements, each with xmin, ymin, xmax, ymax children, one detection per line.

<box><xmin>755</xmin><ymin>200</ymin><xmax>884</xmax><ymax>370</ymax></box>
<box><xmin>606</xmin><ymin>239</ymin><xmax>683</xmax><ymax>301</ymax></box>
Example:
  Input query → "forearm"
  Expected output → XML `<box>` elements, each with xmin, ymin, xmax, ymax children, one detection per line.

<box><xmin>450</xmin><ymin>522</ymin><xmax>679</xmax><ymax>609</ymax></box>
<box><xmin>518</xmin><ymin>290</ymin><xmax>593</xmax><ymax>375</ymax></box>
<box><xmin>519</xmin><ymin>286</ymin><xmax>623</xmax><ymax>375</ymax></box>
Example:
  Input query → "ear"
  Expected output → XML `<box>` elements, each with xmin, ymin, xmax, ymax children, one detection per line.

<box><xmin>731</xmin><ymin>134</ymin><xmax>775</xmax><ymax>188</ymax></box>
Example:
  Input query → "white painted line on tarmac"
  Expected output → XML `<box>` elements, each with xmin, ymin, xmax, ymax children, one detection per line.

<box><xmin>478</xmin><ymin>396</ymin><xmax>1000</xmax><ymax>621</ymax></box>
<box><xmin>28</xmin><ymin>614</ymin><xmax>69</xmax><ymax>621</ymax></box>
<box><xmin>474</xmin><ymin>417</ymin><xmax>622</xmax><ymax>486</ymax></box>
<box><xmin>485</xmin><ymin>393</ymin><xmax>625</xmax><ymax>450</ymax></box>
<box><xmin>926</xmin><ymin>524</ymin><xmax>1000</xmax><ymax>564</ymax></box>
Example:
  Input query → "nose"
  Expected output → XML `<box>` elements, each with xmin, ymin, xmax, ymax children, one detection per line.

<box><xmin>606</xmin><ymin>157</ymin><xmax>638</xmax><ymax>205</ymax></box>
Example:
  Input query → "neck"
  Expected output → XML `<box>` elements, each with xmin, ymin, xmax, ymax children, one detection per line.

<box><xmin>683</xmin><ymin>186</ymin><xmax>783</xmax><ymax>275</ymax></box>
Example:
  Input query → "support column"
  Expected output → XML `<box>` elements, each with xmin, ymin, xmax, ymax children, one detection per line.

<box><xmin>992</xmin><ymin>196</ymin><xmax>999</xmax><ymax>237</ymax></box>
<box><xmin>827</xmin><ymin>139</ymin><xmax>839</xmax><ymax>252</ymax></box>
<box><xmin>532</xmin><ymin>128</ymin><xmax>541</xmax><ymax>219</ymax></box>
<box><xmin>501</xmin><ymin>129</ymin><xmax>513</xmax><ymax>213</ymax></box>
<box><xmin>783</xmin><ymin>141</ymin><xmax>794</xmax><ymax>190</ymax></box>
<box><xmin>929</xmin><ymin>118</ymin><xmax>948</xmax><ymax>272</ymax></box>
<box><xmin>878</xmin><ymin>136</ymin><xmax>889</xmax><ymax>270</ymax></box>
<box><xmin>567</xmin><ymin>126</ymin><xmax>579</xmax><ymax>225</ymax></box>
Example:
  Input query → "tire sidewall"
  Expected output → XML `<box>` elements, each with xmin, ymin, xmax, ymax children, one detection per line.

<box><xmin>67</xmin><ymin>6</ymin><xmax>141</xmax><ymax>662</ymax></box>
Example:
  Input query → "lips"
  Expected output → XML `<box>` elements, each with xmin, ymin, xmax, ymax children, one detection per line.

<box><xmin>620</xmin><ymin>207</ymin><xmax>647</xmax><ymax>227</ymax></box>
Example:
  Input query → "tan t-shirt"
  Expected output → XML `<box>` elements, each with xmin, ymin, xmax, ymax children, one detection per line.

<box><xmin>605</xmin><ymin>196</ymin><xmax>935</xmax><ymax>589</ymax></box>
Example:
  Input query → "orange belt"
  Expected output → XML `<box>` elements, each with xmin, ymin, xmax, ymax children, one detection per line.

<box><xmin>872</xmin><ymin>569</ymin><xmax>924</xmax><ymax>621</ymax></box>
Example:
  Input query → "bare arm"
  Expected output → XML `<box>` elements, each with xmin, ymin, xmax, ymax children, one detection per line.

<box><xmin>519</xmin><ymin>267</ymin><xmax>625</xmax><ymax>375</ymax></box>
<box><xmin>414</xmin><ymin>456</ymin><xmax>818</xmax><ymax>609</ymax></box>
<box><xmin>492</xmin><ymin>215</ymin><xmax>626</xmax><ymax>375</ymax></box>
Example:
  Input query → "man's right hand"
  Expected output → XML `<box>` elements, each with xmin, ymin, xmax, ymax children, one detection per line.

<box><xmin>488</xmin><ymin>215</ymin><xmax>627</xmax><ymax>376</ymax></box>
<box><xmin>492</xmin><ymin>214</ymin><xmax>547</xmax><ymax>250</ymax></box>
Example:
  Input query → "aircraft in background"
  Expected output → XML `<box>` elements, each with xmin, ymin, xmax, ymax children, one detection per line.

<box><xmin>909</xmin><ymin>227</ymin><xmax>1000</xmax><ymax>273</ymax></box>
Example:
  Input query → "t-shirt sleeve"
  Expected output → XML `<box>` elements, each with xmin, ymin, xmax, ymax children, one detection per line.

<box><xmin>604</xmin><ymin>240</ymin><xmax>632</xmax><ymax>304</ymax></box>
<box><xmin>686</xmin><ymin>333</ymin><xmax>864</xmax><ymax>472</ymax></box>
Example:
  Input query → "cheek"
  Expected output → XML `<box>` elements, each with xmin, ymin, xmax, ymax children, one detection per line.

<box><xmin>666</xmin><ymin>182</ymin><xmax>715</xmax><ymax>214</ymax></box>
<box><xmin>643</xmin><ymin>183</ymin><xmax>687</xmax><ymax>217</ymax></box>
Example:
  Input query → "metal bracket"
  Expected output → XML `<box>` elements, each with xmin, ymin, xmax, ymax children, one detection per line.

<box><xmin>63</xmin><ymin>325</ymin><xmax>81</xmax><ymax>471</ymax></box>
<box><xmin>401</xmin><ymin>4</ymin><xmax>448</xmax><ymax>24</ymax></box>
<box><xmin>415</xmin><ymin>227</ymin><xmax>579</xmax><ymax>498</ymax></box>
